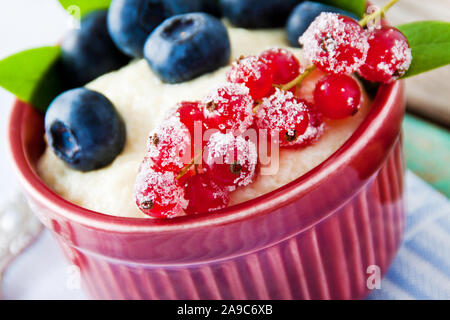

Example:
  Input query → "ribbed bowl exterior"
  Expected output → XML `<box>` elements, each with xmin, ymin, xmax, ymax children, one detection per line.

<box><xmin>8</xmin><ymin>81</ymin><xmax>406</xmax><ymax>300</ymax></box>
<box><xmin>53</xmin><ymin>140</ymin><xmax>404</xmax><ymax>300</ymax></box>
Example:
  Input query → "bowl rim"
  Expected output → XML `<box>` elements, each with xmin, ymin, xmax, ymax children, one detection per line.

<box><xmin>8</xmin><ymin>80</ymin><xmax>403</xmax><ymax>234</ymax></box>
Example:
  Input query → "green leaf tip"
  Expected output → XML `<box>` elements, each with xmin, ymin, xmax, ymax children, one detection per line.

<box><xmin>0</xmin><ymin>46</ymin><xmax>65</xmax><ymax>112</ymax></box>
<box><xmin>319</xmin><ymin>0</ymin><xmax>367</xmax><ymax>17</ymax></box>
<box><xmin>398</xmin><ymin>21</ymin><xmax>450</xmax><ymax>78</ymax></box>
<box><xmin>58</xmin><ymin>0</ymin><xmax>112</xmax><ymax>17</ymax></box>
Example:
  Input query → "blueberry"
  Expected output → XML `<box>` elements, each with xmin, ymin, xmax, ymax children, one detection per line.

<box><xmin>45</xmin><ymin>88</ymin><xmax>126</xmax><ymax>172</ymax></box>
<box><xmin>286</xmin><ymin>1</ymin><xmax>360</xmax><ymax>47</ymax></box>
<box><xmin>219</xmin><ymin>0</ymin><xmax>301</xmax><ymax>28</ymax></box>
<box><xmin>144</xmin><ymin>13</ymin><xmax>230</xmax><ymax>84</ymax></box>
<box><xmin>107</xmin><ymin>0</ymin><xmax>208</xmax><ymax>58</ymax></box>
<box><xmin>61</xmin><ymin>10</ymin><xmax>130</xmax><ymax>88</ymax></box>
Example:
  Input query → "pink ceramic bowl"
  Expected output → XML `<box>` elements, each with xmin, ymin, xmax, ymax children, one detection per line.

<box><xmin>8</xmin><ymin>80</ymin><xmax>406</xmax><ymax>300</ymax></box>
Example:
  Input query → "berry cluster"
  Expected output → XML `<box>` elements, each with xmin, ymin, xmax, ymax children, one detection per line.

<box><xmin>134</xmin><ymin>13</ymin><xmax>413</xmax><ymax>219</ymax></box>
<box><xmin>135</xmin><ymin>48</ymin><xmax>324</xmax><ymax>218</ymax></box>
<box><xmin>300</xmin><ymin>12</ymin><xmax>411</xmax><ymax>118</ymax></box>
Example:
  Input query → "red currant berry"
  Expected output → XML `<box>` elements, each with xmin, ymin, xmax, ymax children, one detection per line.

<box><xmin>203</xmin><ymin>132</ymin><xmax>258</xmax><ymax>189</ymax></box>
<box><xmin>359</xmin><ymin>26</ymin><xmax>412</xmax><ymax>83</ymax></box>
<box><xmin>169</xmin><ymin>101</ymin><xmax>207</xmax><ymax>156</ymax></box>
<box><xmin>297</xmin><ymin>105</ymin><xmax>325</xmax><ymax>146</ymax></box>
<box><xmin>314</xmin><ymin>74</ymin><xmax>361</xmax><ymax>119</ymax></box>
<box><xmin>256</xmin><ymin>89</ymin><xmax>310</xmax><ymax>147</ymax></box>
<box><xmin>184</xmin><ymin>174</ymin><xmax>230</xmax><ymax>215</ymax></box>
<box><xmin>147</xmin><ymin>116</ymin><xmax>192</xmax><ymax>172</ymax></box>
<box><xmin>172</xmin><ymin>101</ymin><xmax>206</xmax><ymax>135</ymax></box>
<box><xmin>299</xmin><ymin>13</ymin><xmax>369</xmax><ymax>74</ymax></box>
<box><xmin>226</xmin><ymin>55</ymin><xmax>273</xmax><ymax>100</ymax></box>
<box><xmin>203</xmin><ymin>83</ymin><xmax>254</xmax><ymax>135</ymax></box>
<box><xmin>290</xmin><ymin>70</ymin><xmax>327</xmax><ymax>146</ymax></box>
<box><xmin>260</xmin><ymin>48</ymin><xmax>301</xmax><ymax>85</ymax></box>
<box><xmin>134</xmin><ymin>160</ymin><xmax>187</xmax><ymax>218</ymax></box>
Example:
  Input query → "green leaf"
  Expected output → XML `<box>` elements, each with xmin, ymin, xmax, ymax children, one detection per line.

<box><xmin>58</xmin><ymin>0</ymin><xmax>111</xmax><ymax>17</ymax></box>
<box><xmin>319</xmin><ymin>0</ymin><xmax>366</xmax><ymax>17</ymax></box>
<box><xmin>397</xmin><ymin>21</ymin><xmax>450</xmax><ymax>78</ymax></box>
<box><xmin>0</xmin><ymin>46</ymin><xmax>65</xmax><ymax>112</ymax></box>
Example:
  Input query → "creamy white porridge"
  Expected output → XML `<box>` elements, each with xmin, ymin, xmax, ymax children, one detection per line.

<box><xmin>38</xmin><ymin>26</ymin><xmax>370</xmax><ymax>218</ymax></box>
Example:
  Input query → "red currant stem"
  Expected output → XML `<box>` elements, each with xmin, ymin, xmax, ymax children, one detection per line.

<box><xmin>279</xmin><ymin>65</ymin><xmax>317</xmax><ymax>91</ymax></box>
<box><xmin>252</xmin><ymin>101</ymin><xmax>262</xmax><ymax>113</ymax></box>
<box><xmin>176</xmin><ymin>153</ymin><xmax>202</xmax><ymax>180</ymax></box>
<box><xmin>358</xmin><ymin>0</ymin><xmax>399</xmax><ymax>27</ymax></box>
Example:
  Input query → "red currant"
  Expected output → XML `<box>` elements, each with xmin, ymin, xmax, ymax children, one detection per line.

<box><xmin>260</xmin><ymin>48</ymin><xmax>301</xmax><ymax>85</ymax></box>
<box><xmin>203</xmin><ymin>83</ymin><xmax>254</xmax><ymax>135</ymax></box>
<box><xmin>147</xmin><ymin>116</ymin><xmax>192</xmax><ymax>172</ymax></box>
<box><xmin>359</xmin><ymin>26</ymin><xmax>412</xmax><ymax>83</ymax></box>
<box><xmin>314</xmin><ymin>74</ymin><xmax>361</xmax><ymax>119</ymax></box>
<box><xmin>256</xmin><ymin>89</ymin><xmax>310</xmax><ymax>147</ymax></box>
<box><xmin>184</xmin><ymin>174</ymin><xmax>230</xmax><ymax>215</ymax></box>
<box><xmin>134</xmin><ymin>160</ymin><xmax>187</xmax><ymax>218</ymax></box>
<box><xmin>203</xmin><ymin>132</ymin><xmax>258</xmax><ymax>189</ymax></box>
<box><xmin>297</xmin><ymin>105</ymin><xmax>325</xmax><ymax>146</ymax></box>
<box><xmin>172</xmin><ymin>101</ymin><xmax>206</xmax><ymax>135</ymax></box>
<box><xmin>169</xmin><ymin>101</ymin><xmax>207</xmax><ymax>156</ymax></box>
<box><xmin>299</xmin><ymin>13</ymin><xmax>369</xmax><ymax>74</ymax></box>
<box><xmin>226</xmin><ymin>55</ymin><xmax>273</xmax><ymax>100</ymax></box>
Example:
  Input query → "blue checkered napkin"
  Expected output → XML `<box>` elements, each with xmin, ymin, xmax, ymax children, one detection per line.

<box><xmin>367</xmin><ymin>171</ymin><xmax>450</xmax><ymax>300</ymax></box>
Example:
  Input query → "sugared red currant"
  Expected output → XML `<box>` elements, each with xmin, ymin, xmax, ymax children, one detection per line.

<box><xmin>297</xmin><ymin>104</ymin><xmax>325</xmax><ymax>146</ymax></box>
<box><xmin>184</xmin><ymin>173</ymin><xmax>230</xmax><ymax>215</ymax></box>
<box><xmin>260</xmin><ymin>48</ymin><xmax>302</xmax><ymax>85</ymax></box>
<box><xmin>148</xmin><ymin>116</ymin><xmax>192</xmax><ymax>172</ymax></box>
<box><xmin>314</xmin><ymin>74</ymin><xmax>361</xmax><ymax>119</ymax></box>
<box><xmin>291</xmin><ymin>70</ymin><xmax>327</xmax><ymax>146</ymax></box>
<box><xmin>172</xmin><ymin>101</ymin><xmax>206</xmax><ymax>134</ymax></box>
<box><xmin>359</xmin><ymin>26</ymin><xmax>412</xmax><ymax>83</ymax></box>
<box><xmin>203</xmin><ymin>132</ymin><xmax>258</xmax><ymax>189</ymax></box>
<box><xmin>169</xmin><ymin>101</ymin><xmax>207</xmax><ymax>156</ymax></box>
<box><xmin>256</xmin><ymin>89</ymin><xmax>310</xmax><ymax>146</ymax></box>
<box><xmin>203</xmin><ymin>83</ymin><xmax>254</xmax><ymax>134</ymax></box>
<box><xmin>226</xmin><ymin>55</ymin><xmax>273</xmax><ymax>100</ymax></box>
<box><xmin>134</xmin><ymin>160</ymin><xmax>187</xmax><ymax>218</ymax></box>
<box><xmin>299</xmin><ymin>13</ymin><xmax>369</xmax><ymax>74</ymax></box>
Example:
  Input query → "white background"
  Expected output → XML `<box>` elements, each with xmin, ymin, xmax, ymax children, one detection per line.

<box><xmin>0</xmin><ymin>0</ymin><xmax>85</xmax><ymax>299</ymax></box>
<box><xmin>0</xmin><ymin>0</ymin><xmax>68</xmax><ymax>203</ymax></box>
